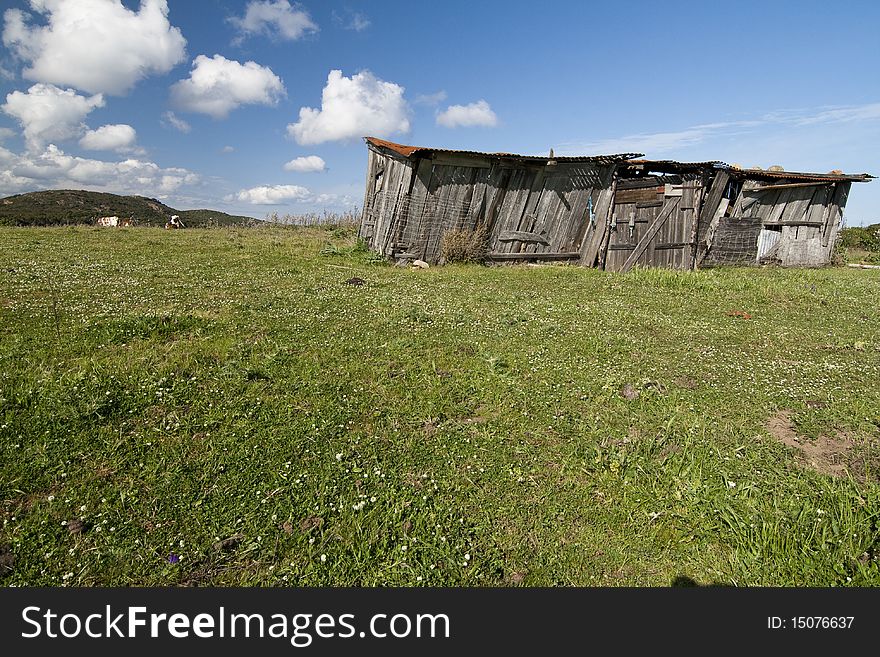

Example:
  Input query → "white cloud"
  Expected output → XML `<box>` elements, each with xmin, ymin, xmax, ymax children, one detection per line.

<box><xmin>160</xmin><ymin>110</ymin><xmax>190</xmax><ymax>133</ymax></box>
<box><xmin>568</xmin><ymin>127</ymin><xmax>717</xmax><ymax>156</ymax></box>
<box><xmin>436</xmin><ymin>100</ymin><xmax>498</xmax><ymax>128</ymax></box>
<box><xmin>229</xmin><ymin>1</ymin><xmax>317</xmax><ymax>42</ymax></box>
<box><xmin>170</xmin><ymin>54</ymin><xmax>285</xmax><ymax>119</ymax></box>
<box><xmin>0</xmin><ymin>143</ymin><xmax>198</xmax><ymax>197</ymax></box>
<box><xmin>2</xmin><ymin>0</ymin><xmax>187</xmax><ymax>96</ymax></box>
<box><xmin>0</xmin><ymin>127</ymin><xmax>15</xmax><ymax>142</ymax></box>
<box><xmin>313</xmin><ymin>192</ymin><xmax>354</xmax><ymax>206</ymax></box>
<box><xmin>794</xmin><ymin>103</ymin><xmax>880</xmax><ymax>126</ymax></box>
<box><xmin>221</xmin><ymin>145</ymin><xmax>234</xmax><ymax>153</ymax></box>
<box><xmin>414</xmin><ymin>90</ymin><xmax>447</xmax><ymax>107</ymax></box>
<box><xmin>228</xmin><ymin>184</ymin><xmax>311</xmax><ymax>204</ymax></box>
<box><xmin>283</xmin><ymin>155</ymin><xmax>325</xmax><ymax>172</ymax></box>
<box><xmin>79</xmin><ymin>123</ymin><xmax>137</xmax><ymax>152</ymax></box>
<box><xmin>347</xmin><ymin>13</ymin><xmax>370</xmax><ymax>31</ymax></box>
<box><xmin>562</xmin><ymin>103</ymin><xmax>880</xmax><ymax>157</ymax></box>
<box><xmin>332</xmin><ymin>10</ymin><xmax>370</xmax><ymax>32</ymax></box>
<box><xmin>287</xmin><ymin>69</ymin><xmax>409</xmax><ymax>145</ymax></box>
<box><xmin>2</xmin><ymin>83</ymin><xmax>104</xmax><ymax>150</ymax></box>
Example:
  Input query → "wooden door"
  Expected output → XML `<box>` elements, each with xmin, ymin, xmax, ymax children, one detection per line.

<box><xmin>604</xmin><ymin>180</ymin><xmax>703</xmax><ymax>272</ymax></box>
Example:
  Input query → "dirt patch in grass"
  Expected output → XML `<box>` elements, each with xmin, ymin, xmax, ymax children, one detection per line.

<box><xmin>674</xmin><ymin>376</ymin><xmax>698</xmax><ymax>390</ymax></box>
<box><xmin>2</xmin><ymin>483</ymin><xmax>64</xmax><ymax>521</ymax></box>
<box><xmin>766</xmin><ymin>410</ymin><xmax>855</xmax><ymax>478</ymax></box>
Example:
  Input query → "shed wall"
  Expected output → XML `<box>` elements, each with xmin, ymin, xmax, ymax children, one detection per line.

<box><xmin>359</xmin><ymin>146</ymin><xmax>862</xmax><ymax>270</ymax></box>
<box><xmin>360</xmin><ymin>148</ymin><xmax>616</xmax><ymax>264</ymax></box>
<box><xmin>702</xmin><ymin>180</ymin><xmax>850</xmax><ymax>267</ymax></box>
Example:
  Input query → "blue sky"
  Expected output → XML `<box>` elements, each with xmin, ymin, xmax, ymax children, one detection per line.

<box><xmin>0</xmin><ymin>0</ymin><xmax>878</xmax><ymax>224</ymax></box>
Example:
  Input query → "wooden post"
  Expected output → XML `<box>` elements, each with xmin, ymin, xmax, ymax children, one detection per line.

<box><xmin>579</xmin><ymin>165</ymin><xmax>617</xmax><ymax>267</ymax></box>
<box><xmin>694</xmin><ymin>170</ymin><xmax>730</xmax><ymax>267</ymax></box>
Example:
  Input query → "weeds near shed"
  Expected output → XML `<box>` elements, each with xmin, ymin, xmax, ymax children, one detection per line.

<box><xmin>440</xmin><ymin>227</ymin><xmax>488</xmax><ymax>264</ymax></box>
<box><xmin>266</xmin><ymin>209</ymin><xmax>361</xmax><ymax>230</ymax></box>
<box><xmin>320</xmin><ymin>236</ymin><xmax>386</xmax><ymax>264</ymax></box>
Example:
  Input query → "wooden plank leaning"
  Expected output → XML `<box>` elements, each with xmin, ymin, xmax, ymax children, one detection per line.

<box><xmin>694</xmin><ymin>170</ymin><xmax>730</xmax><ymax>267</ymax></box>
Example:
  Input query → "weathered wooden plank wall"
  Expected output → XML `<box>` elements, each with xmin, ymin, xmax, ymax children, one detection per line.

<box><xmin>360</xmin><ymin>148</ymin><xmax>616</xmax><ymax>264</ymax></box>
<box><xmin>701</xmin><ymin>179</ymin><xmax>849</xmax><ymax>267</ymax></box>
<box><xmin>361</xmin><ymin>145</ymin><xmax>859</xmax><ymax>270</ymax></box>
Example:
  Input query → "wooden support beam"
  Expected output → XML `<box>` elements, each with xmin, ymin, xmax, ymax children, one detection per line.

<box><xmin>581</xmin><ymin>177</ymin><xmax>617</xmax><ymax>267</ymax></box>
<box><xmin>686</xmin><ymin>173</ymin><xmax>707</xmax><ymax>268</ymax></box>
<box><xmin>619</xmin><ymin>197</ymin><xmax>680</xmax><ymax>273</ymax></box>
<box><xmin>695</xmin><ymin>171</ymin><xmax>730</xmax><ymax>267</ymax></box>
<box><xmin>653</xmin><ymin>241</ymin><xmax>693</xmax><ymax>250</ymax></box>
<box><xmin>762</xmin><ymin>219</ymin><xmax>826</xmax><ymax>227</ymax></box>
<box><xmin>743</xmin><ymin>181</ymin><xmax>833</xmax><ymax>192</ymax></box>
<box><xmin>486</xmin><ymin>252</ymin><xmax>579</xmax><ymax>261</ymax></box>
<box><xmin>498</xmin><ymin>230</ymin><xmax>550</xmax><ymax>245</ymax></box>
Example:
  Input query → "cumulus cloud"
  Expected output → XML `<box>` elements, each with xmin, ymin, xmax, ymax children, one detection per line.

<box><xmin>287</xmin><ymin>70</ymin><xmax>409</xmax><ymax>145</ymax></box>
<box><xmin>221</xmin><ymin>145</ymin><xmax>234</xmax><ymax>153</ymax></box>
<box><xmin>2</xmin><ymin>0</ymin><xmax>187</xmax><ymax>96</ymax></box>
<box><xmin>436</xmin><ymin>100</ymin><xmax>498</xmax><ymax>128</ymax></box>
<box><xmin>2</xmin><ymin>83</ymin><xmax>104</xmax><ymax>150</ymax></box>
<box><xmin>283</xmin><ymin>155</ymin><xmax>325</xmax><ymax>172</ymax></box>
<box><xmin>160</xmin><ymin>110</ymin><xmax>190</xmax><ymax>133</ymax></box>
<box><xmin>170</xmin><ymin>54</ymin><xmax>285</xmax><ymax>119</ymax></box>
<box><xmin>79</xmin><ymin>123</ymin><xmax>137</xmax><ymax>152</ymax></box>
<box><xmin>0</xmin><ymin>143</ymin><xmax>198</xmax><ymax>197</ymax></box>
<box><xmin>228</xmin><ymin>184</ymin><xmax>311</xmax><ymax>204</ymax></box>
<box><xmin>229</xmin><ymin>1</ymin><xmax>317</xmax><ymax>42</ymax></box>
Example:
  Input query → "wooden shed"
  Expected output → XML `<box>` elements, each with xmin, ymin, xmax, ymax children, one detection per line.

<box><xmin>359</xmin><ymin>137</ymin><xmax>640</xmax><ymax>266</ymax></box>
<box><xmin>698</xmin><ymin>166</ymin><xmax>872</xmax><ymax>268</ymax></box>
<box><xmin>359</xmin><ymin>137</ymin><xmax>872</xmax><ymax>269</ymax></box>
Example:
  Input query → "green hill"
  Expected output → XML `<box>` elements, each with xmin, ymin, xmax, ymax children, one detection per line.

<box><xmin>175</xmin><ymin>208</ymin><xmax>259</xmax><ymax>227</ymax></box>
<box><xmin>0</xmin><ymin>189</ymin><xmax>256</xmax><ymax>227</ymax></box>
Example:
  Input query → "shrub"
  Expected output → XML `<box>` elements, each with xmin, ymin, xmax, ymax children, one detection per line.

<box><xmin>838</xmin><ymin>224</ymin><xmax>880</xmax><ymax>252</ymax></box>
<box><xmin>440</xmin><ymin>226</ymin><xmax>488</xmax><ymax>264</ymax></box>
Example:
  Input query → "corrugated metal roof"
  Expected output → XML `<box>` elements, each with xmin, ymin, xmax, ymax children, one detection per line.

<box><xmin>625</xmin><ymin>159</ymin><xmax>872</xmax><ymax>182</ymax></box>
<box><xmin>365</xmin><ymin>138</ymin><xmax>873</xmax><ymax>181</ymax></box>
<box><xmin>624</xmin><ymin>159</ymin><xmax>727</xmax><ymax>174</ymax></box>
<box><xmin>724</xmin><ymin>167</ymin><xmax>873</xmax><ymax>183</ymax></box>
<box><xmin>364</xmin><ymin>136</ymin><xmax>642</xmax><ymax>165</ymax></box>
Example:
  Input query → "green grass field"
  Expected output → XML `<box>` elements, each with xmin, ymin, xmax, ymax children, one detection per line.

<box><xmin>1</xmin><ymin>225</ymin><xmax>879</xmax><ymax>586</ymax></box>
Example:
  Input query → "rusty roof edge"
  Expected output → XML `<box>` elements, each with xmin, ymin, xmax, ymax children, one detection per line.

<box><xmin>722</xmin><ymin>167</ymin><xmax>874</xmax><ymax>183</ymax></box>
<box><xmin>364</xmin><ymin>137</ymin><xmax>641</xmax><ymax>163</ymax></box>
<box><xmin>626</xmin><ymin>159</ymin><xmax>727</xmax><ymax>167</ymax></box>
<box><xmin>365</xmin><ymin>138</ymin><xmax>872</xmax><ymax>181</ymax></box>
<box><xmin>625</xmin><ymin>156</ymin><xmax>873</xmax><ymax>182</ymax></box>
